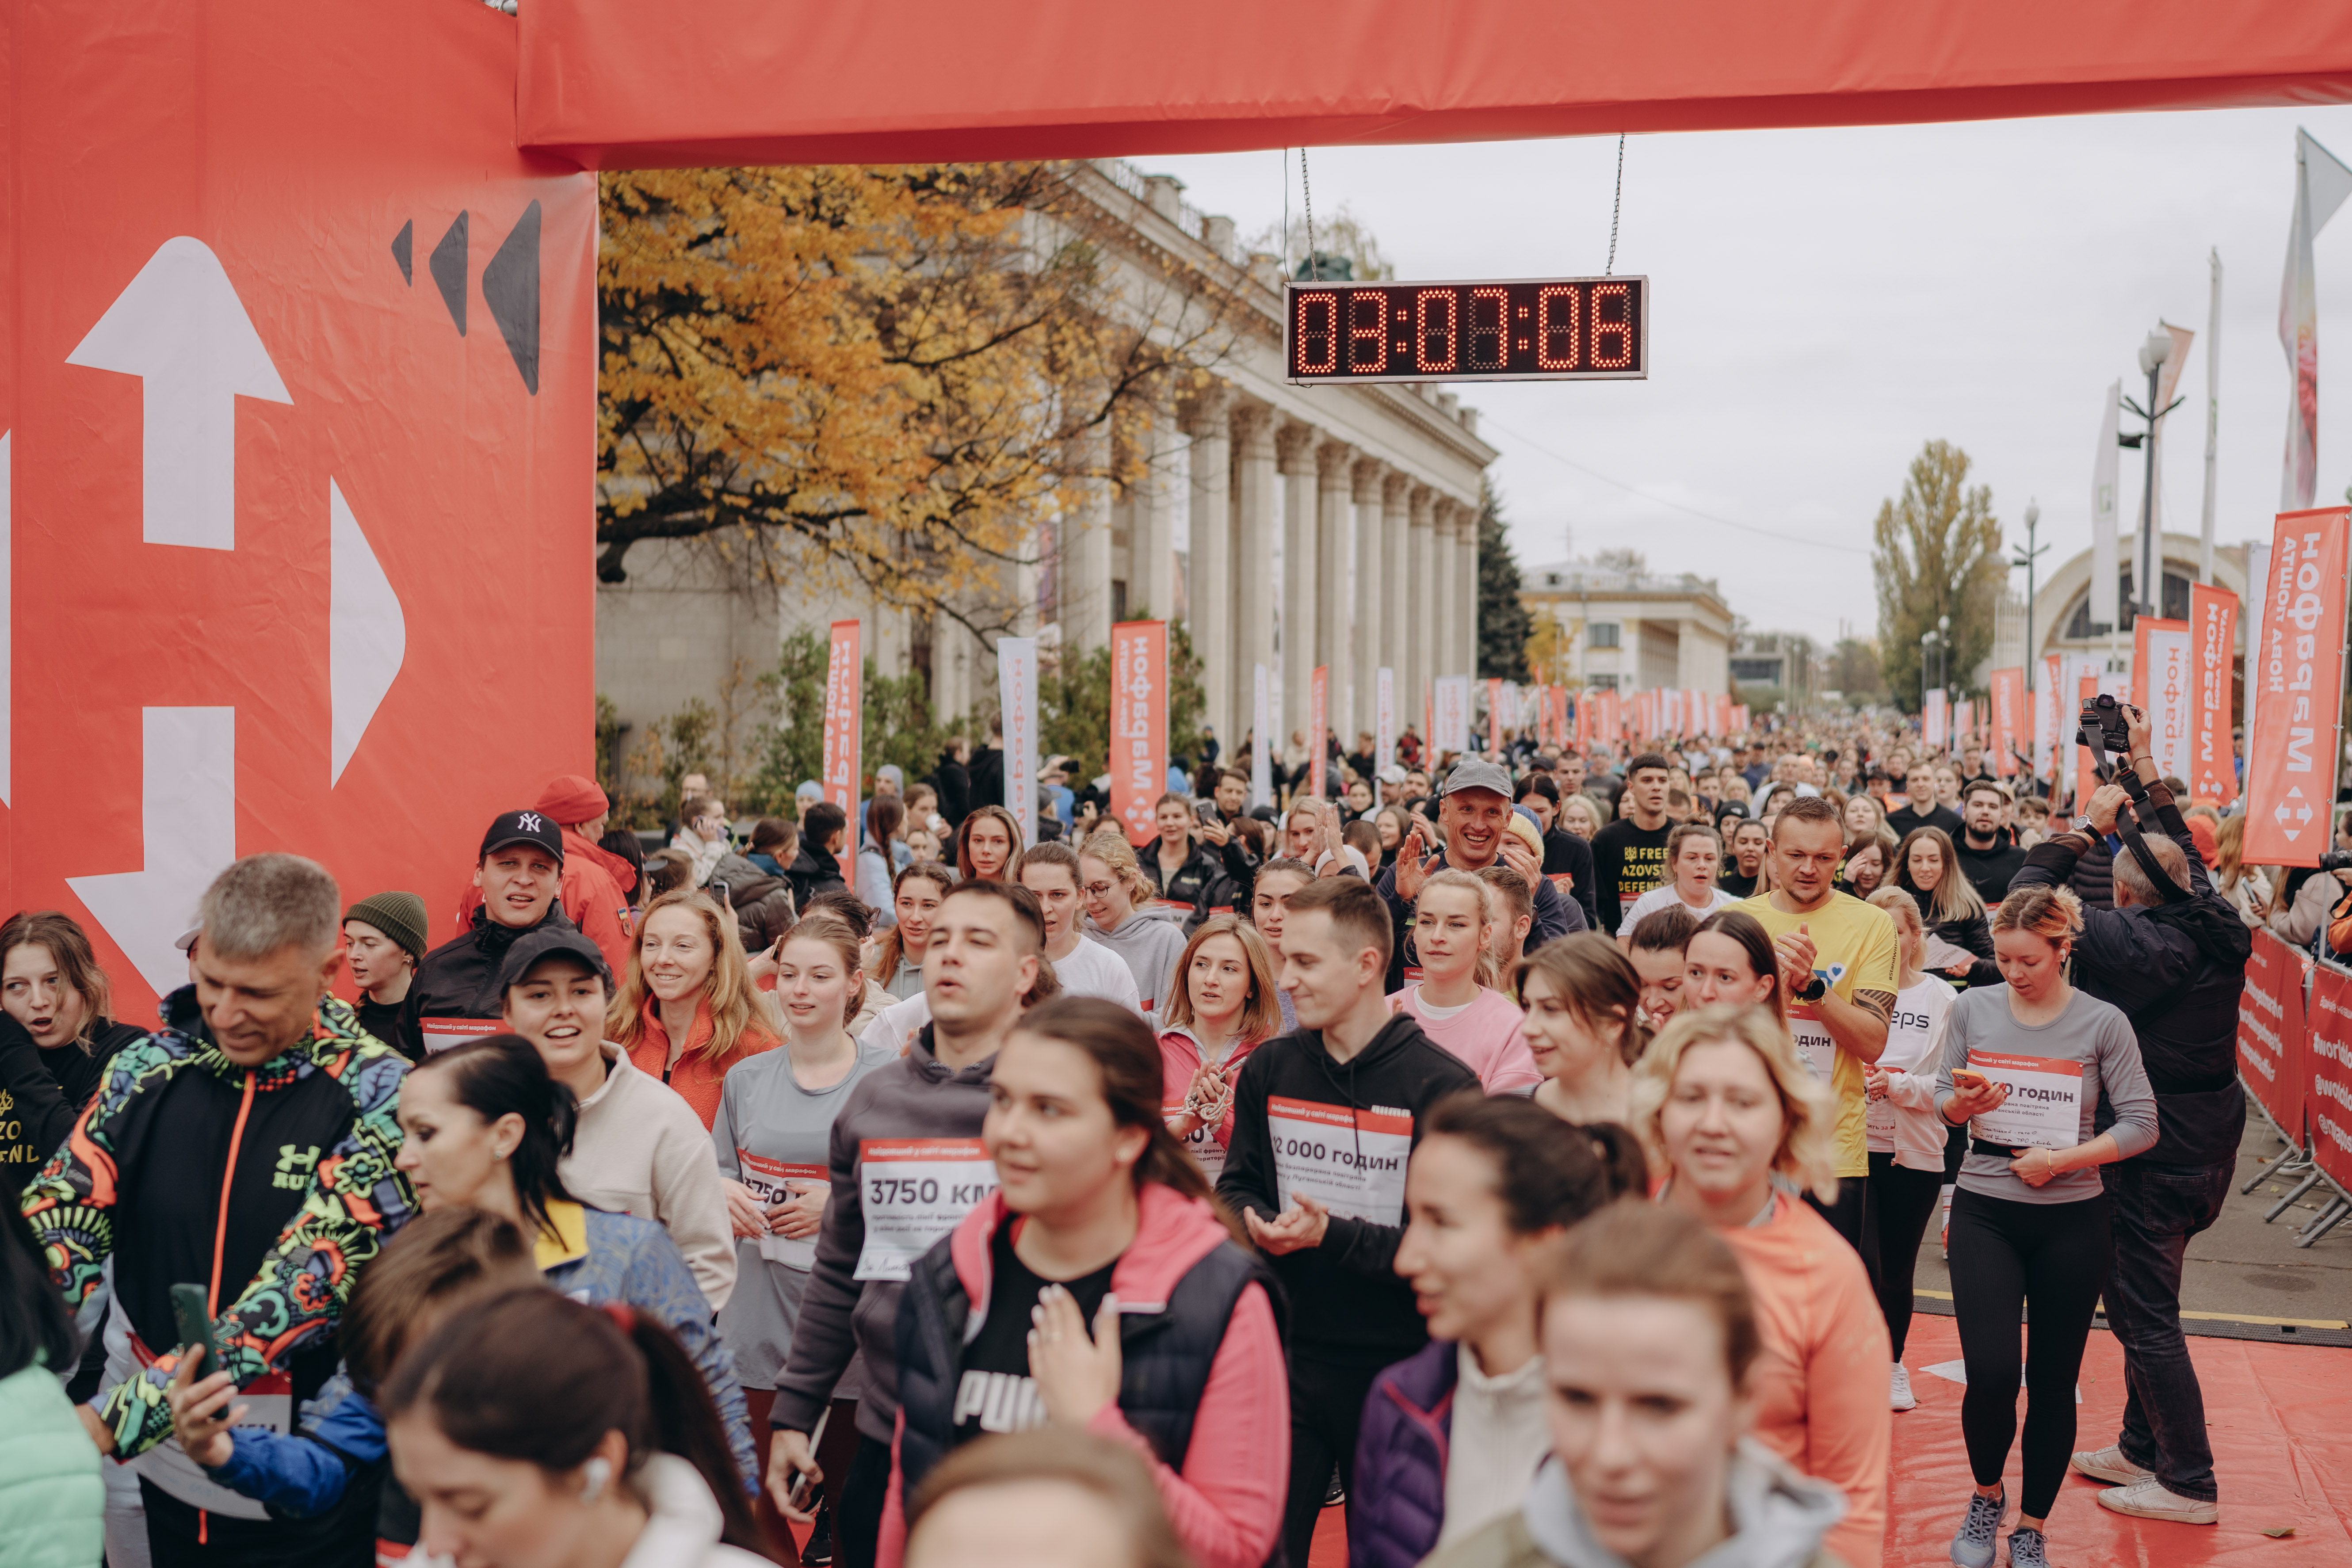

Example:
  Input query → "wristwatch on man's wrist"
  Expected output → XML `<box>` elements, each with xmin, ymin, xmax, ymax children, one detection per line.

<box><xmin>1795</xmin><ymin>974</ymin><xmax>1828</xmax><ymax>1003</ymax></box>
<box><xmin>2071</xmin><ymin>816</ymin><xmax>2097</xmax><ymax>836</ymax></box>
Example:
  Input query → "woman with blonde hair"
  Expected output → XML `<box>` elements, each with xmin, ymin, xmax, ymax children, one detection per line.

<box><xmin>1557</xmin><ymin>793</ymin><xmax>1603</xmax><ymax>842</ymax></box>
<box><xmin>1514</xmin><ymin>933</ymin><xmax>1646</xmax><ymax>1127</ymax></box>
<box><xmin>1080</xmin><ymin>830</ymin><xmax>1190</xmax><ymax>1017</ymax></box>
<box><xmin>1893</xmin><ymin>825</ymin><xmax>1996</xmax><ymax>984</ymax></box>
<box><xmin>610</xmin><ymin>889</ymin><xmax>782</xmax><ymax>1129</ymax></box>
<box><xmin>1157</xmin><ymin>915</ymin><xmax>1283</xmax><ymax>1180</ymax></box>
<box><xmin>1633</xmin><ymin>1004</ymin><xmax>1890</xmax><ymax>1568</ymax></box>
<box><xmin>2212</xmin><ymin>812</ymin><xmax>2272</xmax><ymax>928</ymax></box>
<box><xmin>1390</xmin><ymin>869</ymin><xmax>1540</xmax><ymax>1093</ymax></box>
<box><xmin>1934</xmin><ymin>884</ymin><xmax>2155</xmax><ymax>1568</ymax></box>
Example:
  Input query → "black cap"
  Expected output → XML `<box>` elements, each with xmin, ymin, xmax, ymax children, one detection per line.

<box><xmin>495</xmin><ymin>927</ymin><xmax>613</xmax><ymax>996</ymax></box>
<box><xmin>480</xmin><ymin>809</ymin><xmax>566</xmax><ymax>864</ymax></box>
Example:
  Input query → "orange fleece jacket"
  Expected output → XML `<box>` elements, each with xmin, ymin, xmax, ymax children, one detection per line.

<box><xmin>1718</xmin><ymin>1190</ymin><xmax>1892</xmax><ymax>1568</ymax></box>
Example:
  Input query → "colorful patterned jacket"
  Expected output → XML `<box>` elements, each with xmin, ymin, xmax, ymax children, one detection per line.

<box><xmin>19</xmin><ymin>988</ymin><xmax>413</xmax><ymax>1458</ymax></box>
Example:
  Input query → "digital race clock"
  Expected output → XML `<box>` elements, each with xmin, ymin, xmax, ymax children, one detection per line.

<box><xmin>1284</xmin><ymin>275</ymin><xmax>1648</xmax><ymax>385</ymax></box>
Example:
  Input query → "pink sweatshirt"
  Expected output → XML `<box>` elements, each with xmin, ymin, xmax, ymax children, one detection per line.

<box><xmin>1717</xmin><ymin>1191</ymin><xmax>1893</xmax><ymax>1568</ymax></box>
<box><xmin>1388</xmin><ymin>985</ymin><xmax>1543</xmax><ymax>1093</ymax></box>
<box><xmin>876</xmin><ymin>1184</ymin><xmax>1289</xmax><ymax>1568</ymax></box>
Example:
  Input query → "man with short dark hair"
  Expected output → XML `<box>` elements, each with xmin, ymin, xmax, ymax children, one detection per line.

<box><xmin>23</xmin><ymin>855</ymin><xmax>412</xmax><ymax>1565</ymax></box>
<box><xmin>1588</xmin><ymin>752</ymin><xmax>1675</xmax><ymax>935</ymax></box>
<box><xmin>1216</xmin><ymin>876</ymin><xmax>1479</xmax><ymax>1568</ymax></box>
<box><xmin>1886</xmin><ymin>758</ymin><xmax>1963</xmax><ymax>841</ymax></box>
<box><xmin>771</xmin><ymin>879</ymin><xmax>1046</xmax><ymax>1567</ymax></box>
<box><xmin>1954</xmin><ymin>779</ymin><xmax>2029</xmax><ymax>906</ymax></box>
<box><xmin>2014</xmin><ymin>704</ymin><xmax>2246</xmax><ymax>1528</ymax></box>
<box><xmin>788</xmin><ymin>800</ymin><xmax>852</xmax><ymax>909</ymax></box>
<box><xmin>401</xmin><ymin>810</ymin><xmax>577</xmax><ymax>1059</ymax></box>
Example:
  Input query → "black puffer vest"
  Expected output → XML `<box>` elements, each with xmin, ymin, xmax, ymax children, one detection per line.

<box><xmin>894</xmin><ymin>1211</ymin><xmax>1285</xmax><ymax>1522</ymax></box>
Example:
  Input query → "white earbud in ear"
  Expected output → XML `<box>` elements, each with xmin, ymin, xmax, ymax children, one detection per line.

<box><xmin>581</xmin><ymin>1456</ymin><xmax>613</xmax><ymax>1504</ymax></box>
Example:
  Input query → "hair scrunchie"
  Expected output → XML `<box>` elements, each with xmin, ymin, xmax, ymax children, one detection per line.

<box><xmin>602</xmin><ymin>1301</ymin><xmax>638</xmax><ymax>1334</ymax></box>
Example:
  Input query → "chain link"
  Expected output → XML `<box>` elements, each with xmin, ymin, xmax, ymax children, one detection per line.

<box><xmin>1301</xmin><ymin>148</ymin><xmax>1318</xmax><ymax>282</ymax></box>
<box><xmin>1605</xmin><ymin>134</ymin><xmax>1625</xmax><ymax>275</ymax></box>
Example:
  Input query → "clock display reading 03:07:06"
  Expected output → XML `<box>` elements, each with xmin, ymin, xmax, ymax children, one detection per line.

<box><xmin>1285</xmin><ymin>275</ymin><xmax>1647</xmax><ymax>384</ymax></box>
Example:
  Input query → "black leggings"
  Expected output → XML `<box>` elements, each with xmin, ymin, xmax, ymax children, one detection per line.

<box><xmin>1948</xmin><ymin>1187</ymin><xmax>2111</xmax><ymax>1520</ymax></box>
<box><xmin>1868</xmin><ymin>1152</ymin><xmax>1945</xmax><ymax>1358</ymax></box>
<box><xmin>1282</xmin><ymin>1351</ymin><xmax>1390</xmax><ymax>1568</ymax></box>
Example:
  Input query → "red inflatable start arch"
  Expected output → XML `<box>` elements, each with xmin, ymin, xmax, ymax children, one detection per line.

<box><xmin>3</xmin><ymin>0</ymin><xmax>2349</xmax><ymax>1004</ymax></box>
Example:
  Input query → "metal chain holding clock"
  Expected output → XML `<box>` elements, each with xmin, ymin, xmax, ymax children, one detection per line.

<box><xmin>1606</xmin><ymin>133</ymin><xmax>1626</xmax><ymax>275</ymax></box>
<box><xmin>1300</xmin><ymin>147</ymin><xmax>1318</xmax><ymax>282</ymax></box>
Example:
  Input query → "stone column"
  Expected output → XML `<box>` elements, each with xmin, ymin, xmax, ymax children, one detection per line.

<box><xmin>1064</xmin><ymin>431</ymin><xmax>1114</xmax><ymax>653</ymax></box>
<box><xmin>1182</xmin><ymin>386</ymin><xmax>1233</xmax><ymax>747</ymax></box>
<box><xmin>1231</xmin><ymin>401</ymin><xmax>1279</xmax><ymax>753</ymax></box>
<box><xmin>1457</xmin><ymin>500</ymin><xmax>1481</xmax><ymax>683</ymax></box>
<box><xmin>1352</xmin><ymin>458</ymin><xmax>1386</xmax><ymax>744</ymax></box>
<box><xmin>1406</xmin><ymin>485</ymin><xmax>1436</xmax><ymax>734</ymax></box>
<box><xmin>1316</xmin><ymin>438</ymin><xmax>1357</xmax><ymax>759</ymax></box>
<box><xmin>1381</xmin><ymin>472</ymin><xmax>1412</xmax><ymax>758</ymax></box>
<box><xmin>1432</xmin><ymin>502</ymin><xmax>1459</xmax><ymax>691</ymax></box>
<box><xmin>1132</xmin><ymin>403</ymin><xmax>1180</xmax><ymax>630</ymax></box>
<box><xmin>1277</xmin><ymin>420</ymin><xmax>1321</xmax><ymax>755</ymax></box>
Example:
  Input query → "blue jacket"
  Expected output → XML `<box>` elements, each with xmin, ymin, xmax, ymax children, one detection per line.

<box><xmin>209</xmin><ymin>1372</ymin><xmax>382</xmax><ymax>1518</ymax></box>
<box><xmin>1348</xmin><ymin>1340</ymin><xmax>1456</xmax><ymax>1568</ymax></box>
<box><xmin>539</xmin><ymin>1202</ymin><xmax>758</xmax><ymax>1490</ymax></box>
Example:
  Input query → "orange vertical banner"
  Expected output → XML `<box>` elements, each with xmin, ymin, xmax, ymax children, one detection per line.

<box><xmin>2245</xmin><ymin>506</ymin><xmax>2352</xmax><ymax>865</ymax></box>
<box><xmin>821</xmin><ymin>618</ymin><xmax>862</xmax><ymax>884</ymax></box>
<box><xmin>1486</xmin><ymin>677</ymin><xmax>1504</xmax><ymax>755</ymax></box>
<box><xmin>1111</xmin><ymin>620</ymin><xmax>1168</xmax><ymax>845</ymax></box>
<box><xmin>1309</xmin><ymin>664</ymin><xmax>1329</xmax><ymax>797</ymax></box>
<box><xmin>2190</xmin><ymin>584</ymin><xmax>2241</xmax><ymax>807</ymax></box>
<box><xmin>1989</xmin><ymin>668</ymin><xmax>2023</xmax><ymax>776</ymax></box>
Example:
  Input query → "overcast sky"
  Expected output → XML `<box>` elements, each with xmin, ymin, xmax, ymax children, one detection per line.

<box><xmin>1139</xmin><ymin>105</ymin><xmax>2352</xmax><ymax>648</ymax></box>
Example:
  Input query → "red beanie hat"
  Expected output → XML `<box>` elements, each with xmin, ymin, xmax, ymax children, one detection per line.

<box><xmin>2186</xmin><ymin>813</ymin><xmax>2218</xmax><ymax>868</ymax></box>
<box><xmin>537</xmin><ymin>773</ymin><xmax>610</xmax><ymax>827</ymax></box>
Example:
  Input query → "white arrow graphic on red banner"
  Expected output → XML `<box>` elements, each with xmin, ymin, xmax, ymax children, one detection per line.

<box><xmin>65</xmin><ymin>236</ymin><xmax>292</xmax><ymax>551</ymax></box>
<box><xmin>2276</xmin><ymin>786</ymin><xmax>2315</xmax><ymax>841</ymax></box>
<box><xmin>57</xmin><ymin>237</ymin><xmax>408</xmax><ymax>989</ymax></box>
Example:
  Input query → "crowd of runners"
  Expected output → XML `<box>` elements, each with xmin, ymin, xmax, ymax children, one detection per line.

<box><xmin>0</xmin><ymin>698</ymin><xmax>2278</xmax><ymax>1568</ymax></box>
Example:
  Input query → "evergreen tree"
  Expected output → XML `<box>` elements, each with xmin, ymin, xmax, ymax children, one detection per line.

<box><xmin>1476</xmin><ymin>479</ymin><xmax>1532</xmax><ymax>682</ymax></box>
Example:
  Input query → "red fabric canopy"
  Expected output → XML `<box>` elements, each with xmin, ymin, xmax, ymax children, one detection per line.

<box><xmin>521</xmin><ymin>0</ymin><xmax>2352</xmax><ymax>170</ymax></box>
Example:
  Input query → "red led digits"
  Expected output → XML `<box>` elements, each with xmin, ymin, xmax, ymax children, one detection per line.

<box><xmin>1294</xmin><ymin>291</ymin><xmax>1338</xmax><ymax>375</ymax></box>
<box><xmin>1468</xmin><ymin>286</ymin><xmax>1508</xmax><ymax>371</ymax></box>
<box><xmin>1348</xmin><ymin>288</ymin><xmax>1387</xmax><ymax>373</ymax></box>
<box><xmin>1285</xmin><ymin>277</ymin><xmax>1642</xmax><ymax>382</ymax></box>
<box><xmin>1588</xmin><ymin>282</ymin><xmax>1633</xmax><ymax>370</ymax></box>
<box><xmin>1536</xmin><ymin>285</ymin><xmax>1580</xmax><ymax>370</ymax></box>
<box><xmin>1415</xmin><ymin>288</ymin><xmax>1459</xmax><ymax>372</ymax></box>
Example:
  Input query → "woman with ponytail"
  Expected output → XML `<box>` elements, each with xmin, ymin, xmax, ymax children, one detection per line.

<box><xmin>384</xmin><ymin>1289</ymin><xmax>772</xmax><ymax>1568</ymax></box>
<box><xmin>879</xmin><ymin>996</ymin><xmax>1287</xmax><ymax>1568</ymax></box>
<box><xmin>392</xmin><ymin>1034</ymin><xmax>758</xmax><ymax>1492</ymax></box>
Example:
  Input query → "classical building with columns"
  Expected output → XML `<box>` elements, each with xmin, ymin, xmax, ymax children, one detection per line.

<box><xmin>596</xmin><ymin>159</ymin><xmax>1497</xmax><ymax>775</ymax></box>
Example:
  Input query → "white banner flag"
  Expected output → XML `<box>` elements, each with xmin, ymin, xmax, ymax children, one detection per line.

<box><xmin>1434</xmin><ymin>676</ymin><xmax>1471</xmax><ymax>755</ymax></box>
<box><xmin>1251</xmin><ymin>663</ymin><xmax>1273</xmax><ymax>810</ymax></box>
<box><xmin>2092</xmin><ymin>381</ymin><xmax>2121</xmax><ymax>629</ymax></box>
<box><xmin>2280</xmin><ymin>129</ymin><xmax>2352</xmax><ymax>511</ymax></box>
<box><xmin>1924</xmin><ymin>689</ymin><xmax>1949</xmax><ymax>748</ymax></box>
<box><xmin>1375</xmin><ymin>667</ymin><xmax>1397</xmax><ymax>771</ymax></box>
<box><xmin>998</xmin><ymin>637</ymin><xmax>1039</xmax><ymax>848</ymax></box>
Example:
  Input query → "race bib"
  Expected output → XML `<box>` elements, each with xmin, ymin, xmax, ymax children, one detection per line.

<box><xmin>1965</xmin><ymin>1049</ymin><xmax>2082</xmax><ymax>1151</ymax></box>
<box><xmin>1866</xmin><ymin>1087</ymin><xmax>1897</xmax><ymax>1145</ymax></box>
<box><xmin>1547</xmin><ymin>873</ymin><xmax>1575</xmax><ymax>896</ymax></box>
<box><xmin>738</xmin><ymin>1151</ymin><xmax>826</xmax><ymax>1270</ymax></box>
<box><xmin>852</xmin><ymin>1138</ymin><xmax>998</xmax><ymax>1281</ymax></box>
<box><xmin>1165</xmin><ymin>1103</ymin><xmax>1229</xmax><ymax>1180</ymax></box>
<box><xmin>1787</xmin><ymin>1003</ymin><xmax>1837</xmax><ymax>1083</ymax></box>
<box><xmin>1267</xmin><ymin>1096</ymin><xmax>1412</xmax><ymax>1226</ymax></box>
<box><xmin>419</xmin><ymin>1016</ymin><xmax>503</xmax><ymax>1055</ymax></box>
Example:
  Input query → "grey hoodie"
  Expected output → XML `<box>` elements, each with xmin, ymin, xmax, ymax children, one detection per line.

<box><xmin>1087</xmin><ymin>901</ymin><xmax>1189</xmax><ymax>1015</ymax></box>
<box><xmin>1434</xmin><ymin>1442</ymin><xmax>1846</xmax><ymax>1568</ymax></box>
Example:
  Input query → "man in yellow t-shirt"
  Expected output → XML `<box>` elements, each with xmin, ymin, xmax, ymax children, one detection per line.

<box><xmin>1734</xmin><ymin>794</ymin><xmax>1897</xmax><ymax>1259</ymax></box>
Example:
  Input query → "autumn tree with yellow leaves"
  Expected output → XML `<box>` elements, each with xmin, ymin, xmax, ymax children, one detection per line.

<box><xmin>596</xmin><ymin>163</ymin><xmax>1246</xmax><ymax>640</ymax></box>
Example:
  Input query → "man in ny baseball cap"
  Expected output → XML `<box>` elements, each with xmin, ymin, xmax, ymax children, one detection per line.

<box><xmin>456</xmin><ymin>779</ymin><xmax>638</xmax><ymax>978</ymax></box>
<box><xmin>398</xmin><ymin>808</ymin><xmax>580</xmax><ymax>1059</ymax></box>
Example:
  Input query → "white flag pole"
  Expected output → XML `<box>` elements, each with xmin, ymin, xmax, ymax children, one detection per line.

<box><xmin>2202</xmin><ymin>249</ymin><xmax>2221</xmax><ymax>585</ymax></box>
<box><xmin>2092</xmin><ymin>382</ymin><xmax>2121</xmax><ymax>632</ymax></box>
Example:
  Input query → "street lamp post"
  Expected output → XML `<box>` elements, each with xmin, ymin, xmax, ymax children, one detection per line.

<box><xmin>2124</xmin><ymin>329</ymin><xmax>2183</xmax><ymax>621</ymax></box>
<box><xmin>2012</xmin><ymin>500</ymin><xmax>2047</xmax><ymax>701</ymax></box>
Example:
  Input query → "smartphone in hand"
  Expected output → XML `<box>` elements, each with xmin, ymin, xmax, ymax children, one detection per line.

<box><xmin>169</xmin><ymin>1283</ymin><xmax>219</xmax><ymax>1373</ymax></box>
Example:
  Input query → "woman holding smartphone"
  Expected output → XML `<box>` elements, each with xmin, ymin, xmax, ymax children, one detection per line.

<box><xmin>1934</xmin><ymin>884</ymin><xmax>2155</xmax><ymax>1568</ymax></box>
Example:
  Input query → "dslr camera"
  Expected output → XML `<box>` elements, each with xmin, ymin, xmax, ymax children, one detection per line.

<box><xmin>2077</xmin><ymin>692</ymin><xmax>2131</xmax><ymax>755</ymax></box>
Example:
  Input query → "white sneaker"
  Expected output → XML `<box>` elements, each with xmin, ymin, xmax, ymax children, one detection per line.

<box><xmin>2097</xmin><ymin>1479</ymin><xmax>2219</xmax><ymax>1525</ymax></box>
<box><xmin>2070</xmin><ymin>1445</ymin><xmax>2153</xmax><ymax>1486</ymax></box>
<box><xmin>1890</xmin><ymin>1363</ymin><xmax>1917</xmax><ymax>1411</ymax></box>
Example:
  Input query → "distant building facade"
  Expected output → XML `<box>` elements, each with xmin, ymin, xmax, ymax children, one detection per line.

<box><xmin>1518</xmin><ymin>558</ymin><xmax>1733</xmax><ymax>698</ymax></box>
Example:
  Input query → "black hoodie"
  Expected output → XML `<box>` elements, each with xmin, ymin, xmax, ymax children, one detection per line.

<box><xmin>398</xmin><ymin>902</ymin><xmax>578</xmax><ymax>1059</ymax></box>
<box><xmin>1216</xmin><ymin>1012</ymin><xmax>1478</xmax><ymax>1358</ymax></box>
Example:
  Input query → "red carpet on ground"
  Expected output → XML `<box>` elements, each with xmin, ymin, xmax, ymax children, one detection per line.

<box><xmin>1308</xmin><ymin>1319</ymin><xmax>2352</xmax><ymax>1567</ymax></box>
